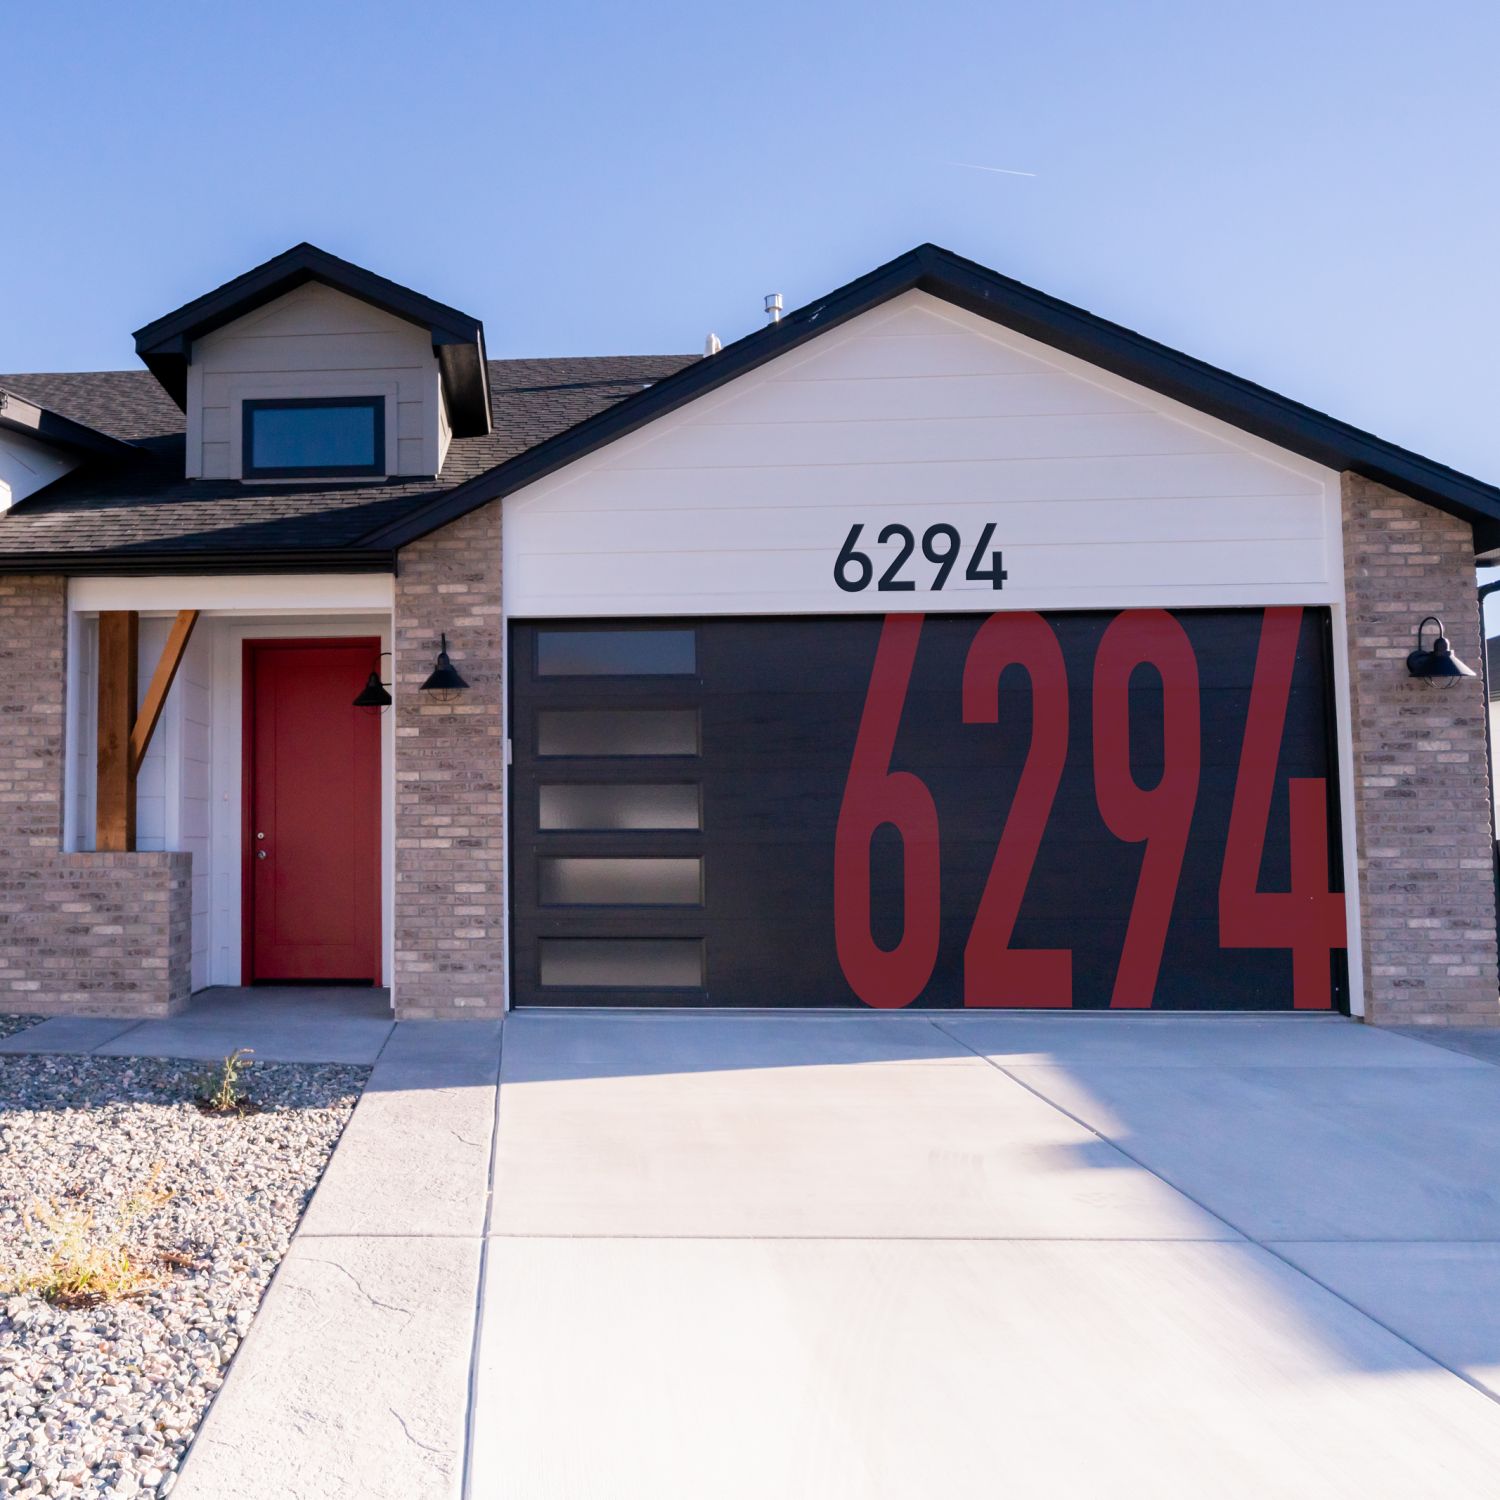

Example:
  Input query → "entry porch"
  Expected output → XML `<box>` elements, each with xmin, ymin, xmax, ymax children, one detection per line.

<box><xmin>1</xmin><ymin>536</ymin><xmax>505</xmax><ymax>1020</ymax></box>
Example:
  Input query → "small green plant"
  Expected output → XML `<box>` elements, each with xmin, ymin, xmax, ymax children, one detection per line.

<box><xmin>4</xmin><ymin>1202</ymin><xmax>164</xmax><ymax>1308</ymax></box>
<box><xmin>194</xmin><ymin>1047</ymin><xmax>258</xmax><ymax>1114</ymax></box>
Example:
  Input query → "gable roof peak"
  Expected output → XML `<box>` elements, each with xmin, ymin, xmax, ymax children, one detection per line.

<box><xmin>356</xmin><ymin>240</ymin><xmax>1500</xmax><ymax>551</ymax></box>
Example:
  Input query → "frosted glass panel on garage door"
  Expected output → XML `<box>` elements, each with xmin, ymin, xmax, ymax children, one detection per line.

<box><xmin>540</xmin><ymin>857</ymin><xmax>703</xmax><ymax>906</ymax></box>
<box><xmin>537</xmin><ymin>710</ymin><xmax>700</xmax><ymax>757</ymax></box>
<box><xmin>539</xmin><ymin>939</ymin><xmax>705</xmax><ymax>988</ymax></box>
<box><xmin>539</xmin><ymin>784</ymin><xmax>701</xmax><ymax>830</ymax></box>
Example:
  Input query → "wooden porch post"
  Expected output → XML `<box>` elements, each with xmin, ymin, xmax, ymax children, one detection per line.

<box><xmin>96</xmin><ymin>610</ymin><xmax>138</xmax><ymax>852</ymax></box>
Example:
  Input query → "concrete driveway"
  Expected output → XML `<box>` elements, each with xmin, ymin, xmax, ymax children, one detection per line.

<box><xmin>180</xmin><ymin>1012</ymin><xmax>1500</xmax><ymax>1498</ymax></box>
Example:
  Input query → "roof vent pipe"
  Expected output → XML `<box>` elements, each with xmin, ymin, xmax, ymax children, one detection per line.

<box><xmin>764</xmin><ymin>293</ymin><xmax>783</xmax><ymax>324</ymax></box>
<box><xmin>705</xmin><ymin>332</ymin><xmax>722</xmax><ymax>355</ymax></box>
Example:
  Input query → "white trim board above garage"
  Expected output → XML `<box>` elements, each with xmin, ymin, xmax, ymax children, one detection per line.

<box><xmin>502</xmin><ymin>292</ymin><xmax>1342</xmax><ymax>619</ymax></box>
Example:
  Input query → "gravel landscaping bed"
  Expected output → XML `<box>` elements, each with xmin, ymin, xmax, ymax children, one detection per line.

<box><xmin>0</xmin><ymin>1053</ymin><xmax>366</xmax><ymax>1498</ymax></box>
<box><xmin>0</xmin><ymin>1016</ymin><xmax>43</xmax><ymax>1042</ymax></box>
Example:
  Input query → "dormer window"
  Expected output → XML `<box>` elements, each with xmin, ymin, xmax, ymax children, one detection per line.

<box><xmin>242</xmin><ymin>396</ymin><xmax>385</xmax><ymax>480</ymax></box>
<box><xmin>132</xmin><ymin>243</ymin><xmax>491</xmax><ymax>482</ymax></box>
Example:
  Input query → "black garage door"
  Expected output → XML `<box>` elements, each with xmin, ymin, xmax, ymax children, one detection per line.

<box><xmin>509</xmin><ymin>610</ymin><xmax>1346</xmax><ymax>1010</ymax></box>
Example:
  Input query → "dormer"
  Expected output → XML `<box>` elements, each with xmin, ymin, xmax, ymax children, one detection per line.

<box><xmin>132</xmin><ymin>243</ymin><xmax>490</xmax><ymax>482</ymax></box>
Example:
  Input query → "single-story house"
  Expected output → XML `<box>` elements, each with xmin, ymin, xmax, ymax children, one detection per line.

<box><xmin>0</xmin><ymin>241</ymin><xmax>1495</xmax><ymax>1024</ymax></box>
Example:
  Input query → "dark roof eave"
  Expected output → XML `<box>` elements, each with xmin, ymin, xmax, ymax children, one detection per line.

<box><xmin>0</xmin><ymin>546</ymin><xmax>397</xmax><ymax>577</ymax></box>
<box><xmin>0</xmin><ymin>389</ymin><xmax>139</xmax><ymax>459</ymax></box>
<box><xmin>437</xmin><ymin>332</ymin><xmax>491</xmax><ymax>439</ymax></box>
<box><xmin>355</xmin><ymin>243</ymin><xmax>1500</xmax><ymax>553</ymax></box>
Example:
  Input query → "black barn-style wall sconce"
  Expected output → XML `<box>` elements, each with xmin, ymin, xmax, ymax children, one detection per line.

<box><xmin>1406</xmin><ymin>616</ymin><xmax>1477</xmax><ymax>686</ymax></box>
<box><xmin>352</xmin><ymin>636</ymin><xmax>470</xmax><ymax>709</ymax></box>
<box><xmin>420</xmin><ymin>632</ymin><xmax>469</xmax><ymax>702</ymax></box>
<box><xmin>353</xmin><ymin>651</ymin><xmax>394</xmax><ymax>711</ymax></box>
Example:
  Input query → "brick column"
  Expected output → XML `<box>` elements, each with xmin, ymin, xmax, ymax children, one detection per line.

<box><xmin>1341</xmin><ymin>473</ymin><xmax>1500</xmax><ymax>1024</ymax></box>
<box><xmin>0</xmin><ymin>574</ymin><xmax>67</xmax><ymax>846</ymax></box>
<box><xmin>0</xmin><ymin>575</ymin><xmax>192</xmax><ymax>1017</ymax></box>
<box><xmin>392</xmin><ymin>501</ymin><xmax>506</xmax><ymax>1018</ymax></box>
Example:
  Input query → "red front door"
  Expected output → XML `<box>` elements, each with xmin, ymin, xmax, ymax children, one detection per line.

<box><xmin>245</xmin><ymin>639</ymin><xmax>381</xmax><ymax>983</ymax></box>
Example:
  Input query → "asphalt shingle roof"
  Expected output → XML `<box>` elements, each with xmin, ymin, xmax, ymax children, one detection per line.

<box><xmin>0</xmin><ymin>357</ymin><xmax>695</xmax><ymax>563</ymax></box>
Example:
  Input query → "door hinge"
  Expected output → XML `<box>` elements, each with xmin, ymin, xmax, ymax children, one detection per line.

<box><xmin>505</xmin><ymin>737</ymin><xmax>513</xmax><ymax>767</ymax></box>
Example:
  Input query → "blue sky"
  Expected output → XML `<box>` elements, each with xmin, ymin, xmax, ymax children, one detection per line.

<box><xmin>6</xmin><ymin>1</ymin><xmax>1500</xmax><ymax>482</ymax></box>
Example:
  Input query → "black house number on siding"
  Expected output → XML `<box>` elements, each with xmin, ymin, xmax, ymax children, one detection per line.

<box><xmin>834</xmin><ymin>523</ymin><xmax>1008</xmax><ymax>593</ymax></box>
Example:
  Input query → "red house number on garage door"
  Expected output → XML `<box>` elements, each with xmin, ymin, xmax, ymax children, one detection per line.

<box><xmin>833</xmin><ymin>608</ymin><xmax>1347</xmax><ymax>1011</ymax></box>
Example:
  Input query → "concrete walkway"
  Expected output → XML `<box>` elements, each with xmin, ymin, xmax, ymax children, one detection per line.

<box><xmin>144</xmin><ymin>1011</ymin><xmax>1500</xmax><ymax>1497</ymax></box>
<box><xmin>0</xmin><ymin>985</ymin><xmax>395</xmax><ymax>1064</ymax></box>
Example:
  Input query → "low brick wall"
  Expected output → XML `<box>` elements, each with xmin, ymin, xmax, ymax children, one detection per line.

<box><xmin>0</xmin><ymin>851</ymin><xmax>194</xmax><ymax>1017</ymax></box>
<box><xmin>1341</xmin><ymin>473</ymin><xmax>1500</xmax><ymax>1025</ymax></box>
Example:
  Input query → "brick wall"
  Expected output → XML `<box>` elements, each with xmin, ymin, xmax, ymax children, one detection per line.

<box><xmin>0</xmin><ymin>574</ymin><xmax>194</xmax><ymax>1017</ymax></box>
<box><xmin>1341</xmin><ymin>473</ymin><xmax>1500</xmax><ymax>1024</ymax></box>
<box><xmin>0</xmin><ymin>853</ymin><xmax>193</xmax><ymax>1016</ymax></box>
<box><xmin>392</xmin><ymin>501</ymin><xmax>506</xmax><ymax>1018</ymax></box>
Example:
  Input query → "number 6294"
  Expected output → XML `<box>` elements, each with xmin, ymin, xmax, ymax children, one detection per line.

<box><xmin>834</xmin><ymin>522</ymin><xmax>1007</xmax><ymax>593</ymax></box>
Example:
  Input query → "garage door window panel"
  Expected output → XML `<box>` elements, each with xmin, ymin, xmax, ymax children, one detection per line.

<box><xmin>536</xmin><ymin>628</ymin><xmax>697</xmax><ymax>678</ymax></box>
<box><xmin>540</xmin><ymin>857</ymin><xmax>704</xmax><ymax>906</ymax></box>
<box><xmin>537</xmin><ymin>709</ymin><xmax>700</xmax><ymax>758</ymax></box>
<box><xmin>539</xmin><ymin>938</ymin><xmax>706</xmax><ymax>989</ymax></box>
<box><xmin>538</xmin><ymin>783</ymin><xmax>702</xmax><ymax>832</ymax></box>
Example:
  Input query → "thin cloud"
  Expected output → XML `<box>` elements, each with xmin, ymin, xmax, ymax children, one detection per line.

<box><xmin>946</xmin><ymin>160</ymin><xmax>1038</xmax><ymax>177</ymax></box>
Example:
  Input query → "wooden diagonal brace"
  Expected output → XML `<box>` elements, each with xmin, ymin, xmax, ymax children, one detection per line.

<box><xmin>95</xmin><ymin>609</ymin><xmax>200</xmax><ymax>852</ymax></box>
<box><xmin>130</xmin><ymin>609</ymin><xmax>200</xmax><ymax>777</ymax></box>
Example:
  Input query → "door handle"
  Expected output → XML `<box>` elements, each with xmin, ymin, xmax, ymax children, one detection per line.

<box><xmin>257</xmin><ymin>849</ymin><xmax>268</xmax><ymax>860</ymax></box>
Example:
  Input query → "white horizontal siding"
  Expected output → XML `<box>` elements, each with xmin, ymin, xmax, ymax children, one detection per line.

<box><xmin>0</xmin><ymin>429</ymin><xmax>78</xmax><ymax>511</ymax></box>
<box><xmin>708</xmin><ymin>371</ymin><xmax>1142</xmax><ymax>423</ymax></box>
<box><xmin>516</xmin><ymin>494</ymin><xmax>1322</xmax><ymax>556</ymax></box>
<box><xmin>530</xmin><ymin>452</ymin><xmax>1322</xmax><ymax>513</ymax></box>
<box><xmin>510</xmin><ymin>540</ymin><xmax>1329</xmax><ymax>617</ymax></box>
<box><xmin>502</xmin><ymin>291</ymin><xmax>1341</xmax><ymax>618</ymax></box>
<box><xmin>787</xmin><ymin>327</ymin><xmax>1055</xmax><ymax>379</ymax></box>
<box><xmin>176</xmin><ymin>626</ymin><xmax>214</xmax><ymax>990</ymax></box>
<box><xmin>201</xmin><ymin>330</ymin><xmax>431</xmax><ymax>375</ymax></box>
<box><xmin>71</xmin><ymin>574</ymin><xmax>394</xmax><ymax>614</ymax></box>
<box><xmin>613</xmin><ymin>413</ymin><xmax>1228</xmax><ymax>469</ymax></box>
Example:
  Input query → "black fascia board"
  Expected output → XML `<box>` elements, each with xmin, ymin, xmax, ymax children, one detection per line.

<box><xmin>356</xmin><ymin>242</ymin><xmax>1500</xmax><ymax>554</ymax></box>
<box><xmin>0</xmin><ymin>547</ymin><xmax>397</xmax><ymax>577</ymax></box>
<box><xmin>0</xmin><ymin>388</ymin><xmax>139</xmax><ymax>458</ymax></box>
<box><xmin>132</xmin><ymin>242</ymin><xmax>492</xmax><ymax>438</ymax></box>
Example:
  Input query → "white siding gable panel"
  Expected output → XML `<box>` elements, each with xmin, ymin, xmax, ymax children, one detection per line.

<box><xmin>503</xmin><ymin>291</ymin><xmax>1341</xmax><ymax>617</ymax></box>
<box><xmin>0</xmin><ymin>429</ymin><xmax>78</xmax><ymax>511</ymax></box>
